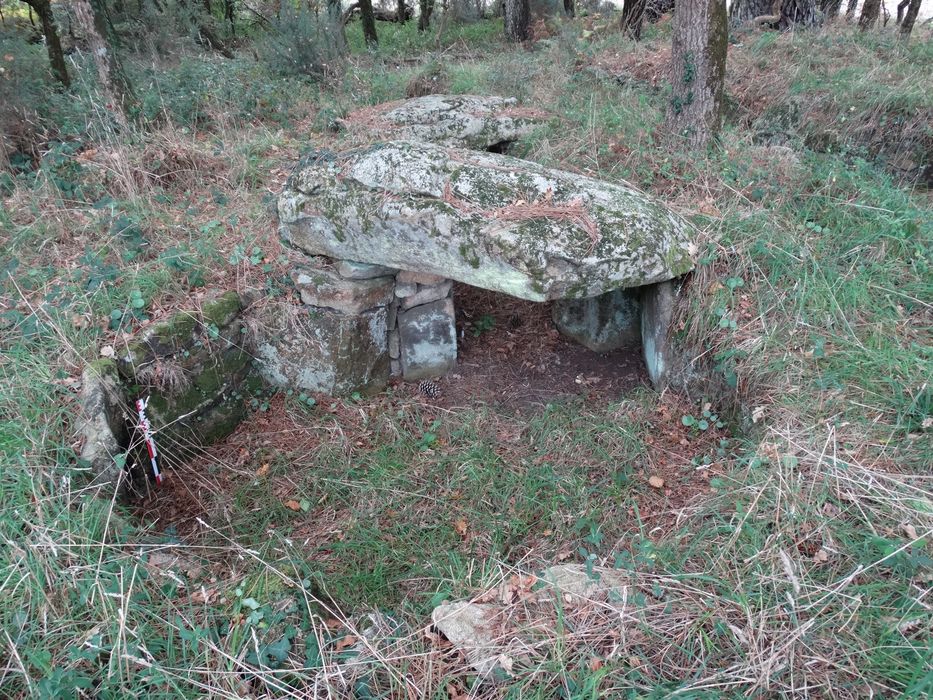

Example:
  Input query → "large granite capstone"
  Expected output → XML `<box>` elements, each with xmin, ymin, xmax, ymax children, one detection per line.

<box><xmin>342</xmin><ymin>94</ymin><xmax>544</xmax><ymax>151</ymax></box>
<box><xmin>278</xmin><ymin>141</ymin><xmax>695</xmax><ymax>302</ymax></box>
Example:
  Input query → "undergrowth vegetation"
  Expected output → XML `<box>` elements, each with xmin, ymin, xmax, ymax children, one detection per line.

<box><xmin>0</xmin><ymin>11</ymin><xmax>930</xmax><ymax>699</ymax></box>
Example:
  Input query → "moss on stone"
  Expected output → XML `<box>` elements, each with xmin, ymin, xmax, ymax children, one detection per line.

<box><xmin>201</xmin><ymin>291</ymin><xmax>242</xmax><ymax>329</ymax></box>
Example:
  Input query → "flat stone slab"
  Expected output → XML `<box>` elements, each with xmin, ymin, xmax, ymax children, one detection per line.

<box><xmin>341</xmin><ymin>94</ymin><xmax>545</xmax><ymax>151</ymax></box>
<box><xmin>279</xmin><ymin>141</ymin><xmax>696</xmax><ymax>302</ymax></box>
<box><xmin>398</xmin><ymin>297</ymin><xmax>457</xmax><ymax>380</ymax></box>
<box><xmin>256</xmin><ymin>303</ymin><xmax>389</xmax><ymax>396</ymax></box>
<box><xmin>291</xmin><ymin>265</ymin><xmax>395</xmax><ymax>315</ymax></box>
<box><xmin>552</xmin><ymin>287</ymin><xmax>641</xmax><ymax>353</ymax></box>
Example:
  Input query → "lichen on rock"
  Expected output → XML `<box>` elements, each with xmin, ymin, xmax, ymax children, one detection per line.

<box><xmin>279</xmin><ymin>141</ymin><xmax>696</xmax><ymax>302</ymax></box>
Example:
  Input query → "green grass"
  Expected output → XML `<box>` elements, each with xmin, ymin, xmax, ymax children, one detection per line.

<box><xmin>1</xmin><ymin>14</ymin><xmax>931</xmax><ymax>699</ymax></box>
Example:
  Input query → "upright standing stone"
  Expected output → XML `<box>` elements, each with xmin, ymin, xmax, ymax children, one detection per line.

<box><xmin>641</xmin><ymin>280</ymin><xmax>678</xmax><ymax>388</ymax></box>
<box><xmin>398</xmin><ymin>297</ymin><xmax>457</xmax><ymax>380</ymax></box>
<box><xmin>552</xmin><ymin>288</ymin><xmax>641</xmax><ymax>353</ymax></box>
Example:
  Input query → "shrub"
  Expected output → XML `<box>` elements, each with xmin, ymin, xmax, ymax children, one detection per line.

<box><xmin>256</xmin><ymin>3</ymin><xmax>344</xmax><ymax>80</ymax></box>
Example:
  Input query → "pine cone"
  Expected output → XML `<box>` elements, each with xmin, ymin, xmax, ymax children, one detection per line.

<box><xmin>418</xmin><ymin>380</ymin><xmax>441</xmax><ymax>399</ymax></box>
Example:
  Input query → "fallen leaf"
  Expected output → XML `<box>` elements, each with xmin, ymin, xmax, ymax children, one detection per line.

<box><xmin>648</xmin><ymin>475</ymin><xmax>665</xmax><ymax>489</ymax></box>
<box><xmin>453</xmin><ymin>518</ymin><xmax>468</xmax><ymax>538</ymax></box>
<box><xmin>335</xmin><ymin>635</ymin><xmax>357</xmax><ymax>652</ymax></box>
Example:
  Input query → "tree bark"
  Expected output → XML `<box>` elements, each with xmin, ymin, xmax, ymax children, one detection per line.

<box><xmin>666</xmin><ymin>0</ymin><xmax>727</xmax><ymax>150</ymax></box>
<box><xmin>620</xmin><ymin>0</ymin><xmax>647</xmax><ymax>38</ymax></box>
<box><xmin>858</xmin><ymin>0</ymin><xmax>881</xmax><ymax>29</ymax></box>
<box><xmin>728</xmin><ymin>0</ymin><xmax>773</xmax><ymax>23</ymax></box>
<box><xmin>821</xmin><ymin>0</ymin><xmax>844</xmax><ymax>20</ymax></box>
<box><xmin>896</xmin><ymin>0</ymin><xmax>911</xmax><ymax>22</ymax></box>
<box><xmin>780</xmin><ymin>0</ymin><xmax>820</xmax><ymax>27</ymax></box>
<box><xmin>73</xmin><ymin>0</ymin><xmax>137</xmax><ymax>123</ymax></box>
<box><xmin>418</xmin><ymin>0</ymin><xmax>434</xmax><ymax>30</ymax></box>
<box><xmin>564</xmin><ymin>0</ymin><xmax>575</xmax><ymax>17</ymax></box>
<box><xmin>329</xmin><ymin>0</ymin><xmax>348</xmax><ymax>52</ymax></box>
<box><xmin>21</xmin><ymin>0</ymin><xmax>69</xmax><ymax>87</ymax></box>
<box><xmin>359</xmin><ymin>0</ymin><xmax>378</xmax><ymax>45</ymax></box>
<box><xmin>504</xmin><ymin>0</ymin><xmax>530</xmax><ymax>41</ymax></box>
<box><xmin>844</xmin><ymin>0</ymin><xmax>858</xmax><ymax>19</ymax></box>
<box><xmin>899</xmin><ymin>0</ymin><xmax>922</xmax><ymax>36</ymax></box>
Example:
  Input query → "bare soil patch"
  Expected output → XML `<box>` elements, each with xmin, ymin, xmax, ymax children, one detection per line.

<box><xmin>439</xmin><ymin>283</ymin><xmax>648</xmax><ymax>409</ymax></box>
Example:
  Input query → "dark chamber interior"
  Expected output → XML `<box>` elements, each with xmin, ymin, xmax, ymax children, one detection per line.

<box><xmin>439</xmin><ymin>283</ymin><xmax>648</xmax><ymax>408</ymax></box>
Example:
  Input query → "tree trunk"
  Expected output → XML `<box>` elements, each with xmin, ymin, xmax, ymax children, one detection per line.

<box><xmin>858</xmin><ymin>0</ymin><xmax>881</xmax><ymax>29</ymax></box>
<box><xmin>418</xmin><ymin>0</ymin><xmax>434</xmax><ymax>30</ymax></box>
<box><xmin>564</xmin><ymin>0</ymin><xmax>575</xmax><ymax>17</ymax></box>
<box><xmin>896</xmin><ymin>0</ymin><xmax>911</xmax><ymax>22</ymax></box>
<box><xmin>224</xmin><ymin>0</ymin><xmax>235</xmax><ymax>34</ymax></box>
<box><xmin>899</xmin><ymin>0</ymin><xmax>922</xmax><ymax>36</ymax></box>
<box><xmin>780</xmin><ymin>0</ymin><xmax>820</xmax><ymax>27</ymax></box>
<box><xmin>359</xmin><ymin>0</ymin><xmax>378</xmax><ymax>45</ymax></box>
<box><xmin>728</xmin><ymin>0</ymin><xmax>773</xmax><ymax>23</ymax></box>
<box><xmin>397</xmin><ymin>0</ymin><xmax>407</xmax><ymax>22</ymax></box>
<box><xmin>821</xmin><ymin>0</ymin><xmax>844</xmax><ymax>20</ymax></box>
<box><xmin>666</xmin><ymin>0</ymin><xmax>727</xmax><ymax>150</ymax></box>
<box><xmin>620</xmin><ymin>0</ymin><xmax>647</xmax><ymax>38</ymax></box>
<box><xmin>844</xmin><ymin>0</ymin><xmax>858</xmax><ymax>19</ymax></box>
<box><xmin>504</xmin><ymin>0</ymin><xmax>529</xmax><ymax>41</ymax></box>
<box><xmin>73</xmin><ymin>0</ymin><xmax>137</xmax><ymax>124</ymax></box>
<box><xmin>21</xmin><ymin>0</ymin><xmax>70</xmax><ymax>87</ymax></box>
<box><xmin>329</xmin><ymin>0</ymin><xmax>348</xmax><ymax>51</ymax></box>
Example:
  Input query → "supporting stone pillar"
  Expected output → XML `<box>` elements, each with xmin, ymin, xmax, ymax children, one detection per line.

<box><xmin>390</xmin><ymin>271</ymin><xmax>457</xmax><ymax>380</ymax></box>
<box><xmin>552</xmin><ymin>288</ymin><xmax>642</xmax><ymax>353</ymax></box>
<box><xmin>256</xmin><ymin>259</ymin><xmax>396</xmax><ymax>396</ymax></box>
<box><xmin>640</xmin><ymin>279</ymin><xmax>678</xmax><ymax>388</ymax></box>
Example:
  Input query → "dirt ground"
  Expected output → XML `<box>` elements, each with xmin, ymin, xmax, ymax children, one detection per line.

<box><xmin>429</xmin><ymin>283</ymin><xmax>649</xmax><ymax>409</ymax></box>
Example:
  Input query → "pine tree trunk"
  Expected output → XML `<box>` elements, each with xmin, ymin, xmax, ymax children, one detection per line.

<box><xmin>397</xmin><ymin>0</ymin><xmax>407</xmax><ymax>22</ymax></box>
<box><xmin>666</xmin><ymin>0</ymin><xmax>727</xmax><ymax>150</ymax></box>
<box><xmin>73</xmin><ymin>0</ymin><xmax>137</xmax><ymax>123</ymax></box>
<box><xmin>620</xmin><ymin>0</ymin><xmax>647</xmax><ymax>38</ymax></box>
<box><xmin>418</xmin><ymin>0</ymin><xmax>434</xmax><ymax>30</ymax></box>
<box><xmin>821</xmin><ymin>0</ymin><xmax>844</xmax><ymax>20</ymax></box>
<box><xmin>504</xmin><ymin>0</ymin><xmax>530</xmax><ymax>41</ymax></box>
<box><xmin>328</xmin><ymin>0</ymin><xmax>347</xmax><ymax>53</ymax></box>
<box><xmin>859</xmin><ymin>0</ymin><xmax>881</xmax><ymax>29</ymax></box>
<box><xmin>844</xmin><ymin>0</ymin><xmax>858</xmax><ymax>19</ymax></box>
<box><xmin>359</xmin><ymin>0</ymin><xmax>378</xmax><ymax>45</ymax></box>
<box><xmin>896</xmin><ymin>0</ymin><xmax>911</xmax><ymax>22</ymax></box>
<box><xmin>22</xmin><ymin>0</ymin><xmax>70</xmax><ymax>87</ymax></box>
<box><xmin>728</xmin><ymin>0</ymin><xmax>773</xmax><ymax>23</ymax></box>
<box><xmin>780</xmin><ymin>0</ymin><xmax>820</xmax><ymax>27</ymax></box>
<box><xmin>564</xmin><ymin>0</ymin><xmax>575</xmax><ymax>17</ymax></box>
<box><xmin>899</xmin><ymin>0</ymin><xmax>922</xmax><ymax>36</ymax></box>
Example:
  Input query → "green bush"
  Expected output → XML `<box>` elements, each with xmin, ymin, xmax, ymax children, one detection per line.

<box><xmin>256</xmin><ymin>3</ymin><xmax>344</xmax><ymax>80</ymax></box>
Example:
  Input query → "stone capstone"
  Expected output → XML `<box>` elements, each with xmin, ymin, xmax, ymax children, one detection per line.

<box><xmin>397</xmin><ymin>297</ymin><xmax>457</xmax><ymax>380</ymax></box>
<box><xmin>256</xmin><ymin>302</ymin><xmax>389</xmax><ymax>396</ymax></box>
<box><xmin>291</xmin><ymin>266</ymin><xmax>395</xmax><ymax>315</ymax></box>
<box><xmin>343</xmin><ymin>94</ymin><xmax>545</xmax><ymax>151</ymax></box>
<box><xmin>552</xmin><ymin>288</ymin><xmax>641</xmax><ymax>353</ymax></box>
<box><xmin>279</xmin><ymin>141</ymin><xmax>696</xmax><ymax>302</ymax></box>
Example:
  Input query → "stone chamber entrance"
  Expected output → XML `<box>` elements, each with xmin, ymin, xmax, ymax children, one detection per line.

<box><xmin>446</xmin><ymin>283</ymin><xmax>648</xmax><ymax>407</ymax></box>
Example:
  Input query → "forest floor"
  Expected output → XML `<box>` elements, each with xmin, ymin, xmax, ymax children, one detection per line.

<box><xmin>1</xmin><ymin>13</ymin><xmax>931</xmax><ymax>699</ymax></box>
